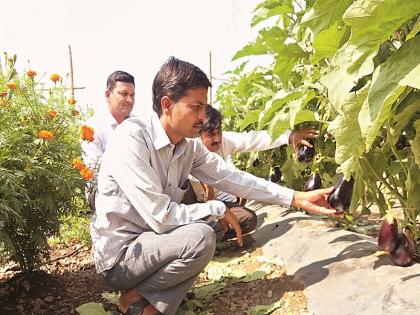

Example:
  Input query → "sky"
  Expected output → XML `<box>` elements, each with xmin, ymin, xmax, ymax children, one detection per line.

<box><xmin>1</xmin><ymin>0</ymin><xmax>262</xmax><ymax>118</ymax></box>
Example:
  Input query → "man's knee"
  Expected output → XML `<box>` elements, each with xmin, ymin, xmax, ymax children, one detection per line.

<box><xmin>183</xmin><ymin>223</ymin><xmax>216</xmax><ymax>258</ymax></box>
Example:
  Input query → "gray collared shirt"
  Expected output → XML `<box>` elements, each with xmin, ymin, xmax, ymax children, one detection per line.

<box><xmin>91</xmin><ymin>114</ymin><xmax>294</xmax><ymax>273</ymax></box>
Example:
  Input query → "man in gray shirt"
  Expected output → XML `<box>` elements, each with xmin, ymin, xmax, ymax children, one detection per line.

<box><xmin>91</xmin><ymin>57</ymin><xmax>337</xmax><ymax>315</ymax></box>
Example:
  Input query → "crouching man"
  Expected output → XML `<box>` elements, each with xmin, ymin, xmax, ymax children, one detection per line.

<box><xmin>90</xmin><ymin>57</ymin><xmax>337</xmax><ymax>315</ymax></box>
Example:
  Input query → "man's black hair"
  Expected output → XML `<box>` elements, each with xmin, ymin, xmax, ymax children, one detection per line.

<box><xmin>200</xmin><ymin>105</ymin><xmax>222</xmax><ymax>134</ymax></box>
<box><xmin>106</xmin><ymin>71</ymin><xmax>135</xmax><ymax>91</ymax></box>
<box><xmin>152</xmin><ymin>57</ymin><xmax>212</xmax><ymax>117</ymax></box>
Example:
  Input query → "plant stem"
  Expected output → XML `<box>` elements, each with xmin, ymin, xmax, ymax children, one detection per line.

<box><xmin>361</xmin><ymin>157</ymin><xmax>406</xmax><ymax>207</ymax></box>
<box><xmin>387</xmin><ymin>119</ymin><xmax>409</xmax><ymax>178</ymax></box>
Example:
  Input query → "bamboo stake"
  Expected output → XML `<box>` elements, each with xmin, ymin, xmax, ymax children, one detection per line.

<box><xmin>68</xmin><ymin>45</ymin><xmax>75</xmax><ymax>98</ymax></box>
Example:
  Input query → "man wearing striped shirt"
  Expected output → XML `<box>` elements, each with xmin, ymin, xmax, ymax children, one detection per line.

<box><xmin>90</xmin><ymin>57</ymin><xmax>337</xmax><ymax>315</ymax></box>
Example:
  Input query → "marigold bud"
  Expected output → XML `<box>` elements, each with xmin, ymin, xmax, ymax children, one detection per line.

<box><xmin>67</xmin><ymin>98</ymin><xmax>77</xmax><ymax>105</ymax></box>
<box><xmin>0</xmin><ymin>91</ymin><xmax>7</xmax><ymax>97</ymax></box>
<box><xmin>50</xmin><ymin>73</ymin><xmax>61</xmax><ymax>83</ymax></box>
<box><xmin>38</xmin><ymin>130</ymin><xmax>54</xmax><ymax>141</ymax></box>
<box><xmin>71</xmin><ymin>109</ymin><xmax>80</xmax><ymax>116</ymax></box>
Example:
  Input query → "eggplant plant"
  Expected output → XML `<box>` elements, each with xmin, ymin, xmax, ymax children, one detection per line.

<box><xmin>216</xmin><ymin>0</ymin><xmax>420</xmax><ymax>258</ymax></box>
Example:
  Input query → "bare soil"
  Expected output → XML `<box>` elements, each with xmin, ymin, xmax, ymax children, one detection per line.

<box><xmin>0</xmin><ymin>236</ymin><xmax>307</xmax><ymax>315</ymax></box>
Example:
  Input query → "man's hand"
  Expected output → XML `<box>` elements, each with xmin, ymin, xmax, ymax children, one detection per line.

<box><xmin>203</xmin><ymin>183</ymin><xmax>215</xmax><ymax>201</ymax></box>
<box><xmin>219</xmin><ymin>207</ymin><xmax>243</xmax><ymax>247</ymax></box>
<box><xmin>291</xmin><ymin>187</ymin><xmax>339</xmax><ymax>216</ymax></box>
<box><xmin>289</xmin><ymin>128</ymin><xmax>318</xmax><ymax>156</ymax></box>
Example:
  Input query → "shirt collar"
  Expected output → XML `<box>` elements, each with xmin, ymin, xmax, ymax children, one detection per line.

<box><xmin>150</xmin><ymin>113</ymin><xmax>172</xmax><ymax>150</ymax></box>
<box><xmin>150</xmin><ymin>113</ymin><xmax>187</xmax><ymax>152</ymax></box>
<box><xmin>99</xmin><ymin>108</ymin><xmax>134</xmax><ymax>128</ymax></box>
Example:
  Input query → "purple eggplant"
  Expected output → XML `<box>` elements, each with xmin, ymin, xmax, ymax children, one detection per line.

<box><xmin>327</xmin><ymin>174</ymin><xmax>354</xmax><ymax>213</ymax></box>
<box><xmin>304</xmin><ymin>173</ymin><xmax>322</xmax><ymax>191</ymax></box>
<box><xmin>269</xmin><ymin>167</ymin><xmax>282</xmax><ymax>183</ymax></box>
<box><xmin>403</xmin><ymin>227</ymin><xmax>416</xmax><ymax>257</ymax></box>
<box><xmin>395</xmin><ymin>134</ymin><xmax>409</xmax><ymax>150</ymax></box>
<box><xmin>252</xmin><ymin>158</ymin><xmax>260</xmax><ymax>167</ymax></box>
<box><xmin>378</xmin><ymin>214</ymin><xmax>398</xmax><ymax>252</ymax></box>
<box><xmin>297</xmin><ymin>139</ymin><xmax>315</xmax><ymax>163</ymax></box>
<box><xmin>390</xmin><ymin>233</ymin><xmax>414</xmax><ymax>267</ymax></box>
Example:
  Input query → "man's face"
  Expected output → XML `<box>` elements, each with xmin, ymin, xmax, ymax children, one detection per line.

<box><xmin>106</xmin><ymin>81</ymin><xmax>135</xmax><ymax>120</ymax></box>
<box><xmin>200</xmin><ymin>128</ymin><xmax>222</xmax><ymax>152</ymax></box>
<box><xmin>165</xmin><ymin>87</ymin><xmax>208</xmax><ymax>140</ymax></box>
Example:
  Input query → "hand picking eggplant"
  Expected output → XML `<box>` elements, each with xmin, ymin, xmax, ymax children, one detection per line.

<box><xmin>297</xmin><ymin>139</ymin><xmax>315</xmax><ymax>163</ymax></box>
<box><xmin>378</xmin><ymin>214</ymin><xmax>398</xmax><ymax>252</ymax></box>
<box><xmin>390</xmin><ymin>233</ymin><xmax>414</xmax><ymax>267</ymax></box>
<box><xmin>304</xmin><ymin>173</ymin><xmax>322</xmax><ymax>191</ymax></box>
<box><xmin>327</xmin><ymin>174</ymin><xmax>354</xmax><ymax>213</ymax></box>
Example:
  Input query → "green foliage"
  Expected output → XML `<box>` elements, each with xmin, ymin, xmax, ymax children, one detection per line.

<box><xmin>216</xmin><ymin>0</ymin><xmax>420</xmax><ymax>244</ymax></box>
<box><xmin>49</xmin><ymin>211</ymin><xmax>92</xmax><ymax>247</ymax></box>
<box><xmin>0</xmin><ymin>53</ymin><xmax>88</xmax><ymax>271</ymax></box>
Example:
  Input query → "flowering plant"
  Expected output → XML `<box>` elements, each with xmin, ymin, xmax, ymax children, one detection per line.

<box><xmin>0</xmin><ymin>53</ymin><xmax>91</xmax><ymax>271</ymax></box>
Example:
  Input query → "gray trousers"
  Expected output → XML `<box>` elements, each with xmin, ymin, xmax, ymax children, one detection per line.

<box><xmin>102</xmin><ymin>223</ymin><xmax>216</xmax><ymax>315</ymax></box>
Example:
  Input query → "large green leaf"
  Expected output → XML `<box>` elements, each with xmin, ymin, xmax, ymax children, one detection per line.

<box><xmin>268</xmin><ymin>111</ymin><xmax>290</xmax><ymax>142</ymax></box>
<box><xmin>252</xmin><ymin>0</ymin><xmax>294</xmax><ymax>27</ymax></box>
<box><xmin>239</xmin><ymin>109</ymin><xmax>261</xmax><ymax>131</ymax></box>
<box><xmin>412</xmin><ymin>120</ymin><xmax>420</xmax><ymax>167</ymax></box>
<box><xmin>394</xmin><ymin>91</ymin><xmax>420</xmax><ymax>135</ymax></box>
<box><xmin>312</xmin><ymin>21</ymin><xmax>349</xmax><ymax>63</ymax></box>
<box><xmin>322</xmin><ymin>0</ymin><xmax>420</xmax><ymax>108</ymax></box>
<box><xmin>302</xmin><ymin>0</ymin><xmax>353</xmax><ymax>36</ymax></box>
<box><xmin>359</xmin><ymin>36</ymin><xmax>420</xmax><ymax>149</ymax></box>
<box><xmin>76</xmin><ymin>302</ymin><xmax>111</xmax><ymax>315</ymax></box>
<box><xmin>258</xmin><ymin>90</ymin><xmax>302</xmax><ymax>128</ymax></box>
<box><xmin>273</xmin><ymin>43</ymin><xmax>306</xmax><ymax>86</ymax></box>
<box><xmin>232</xmin><ymin>36</ymin><xmax>270</xmax><ymax>61</ymax></box>
<box><xmin>328</xmin><ymin>85</ymin><xmax>369</xmax><ymax>178</ymax></box>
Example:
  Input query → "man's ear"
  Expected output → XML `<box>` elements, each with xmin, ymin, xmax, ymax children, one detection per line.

<box><xmin>161</xmin><ymin>96</ymin><xmax>173</xmax><ymax>116</ymax></box>
<box><xmin>105</xmin><ymin>90</ymin><xmax>111</xmax><ymax>100</ymax></box>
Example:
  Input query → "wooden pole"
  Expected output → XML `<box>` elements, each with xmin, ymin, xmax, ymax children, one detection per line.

<box><xmin>209</xmin><ymin>50</ymin><xmax>213</xmax><ymax>105</ymax></box>
<box><xmin>68</xmin><ymin>45</ymin><xmax>75</xmax><ymax>98</ymax></box>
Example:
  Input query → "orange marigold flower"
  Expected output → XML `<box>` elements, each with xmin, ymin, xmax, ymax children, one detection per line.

<box><xmin>80</xmin><ymin>167</ymin><xmax>94</xmax><ymax>181</ymax></box>
<box><xmin>67</xmin><ymin>98</ymin><xmax>77</xmax><ymax>105</ymax></box>
<box><xmin>26</xmin><ymin>70</ymin><xmax>37</xmax><ymax>78</ymax></box>
<box><xmin>48</xmin><ymin>110</ymin><xmax>58</xmax><ymax>119</ymax></box>
<box><xmin>71</xmin><ymin>109</ymin><xmax>80</xmax><ymax>116</ymax></box>
<box><xmin>72</xmin><ymin>158</ymin><xmax>85</xmax><ymax>170</ymax></box>
<box><xmin>80</xmin><ymin>125</ymin><xmax>94</xmax><ymax>142</ymax></box>
<box><xmin>0</xmin><ymin>91</ymin><xmax>7</xmax><ymax>97</ymax></box>
<box><xmin>38</xmin><ymin>130</ymin><xmax>54</xmax><ymax>141</ymax></box>
<box><xmin>6</xmin><ymin>82</ymin><xmax>17</xmax><ymax>91</ymax></box>
<box><xmin>50</xmin><ymin>73</ymin><xmax>61</xmax><ymax>83</ymax></box>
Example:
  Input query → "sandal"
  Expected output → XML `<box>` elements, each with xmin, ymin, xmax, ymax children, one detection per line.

<box><xmin>119</xmin><ymin>298</ymin><xmax>150</xmax><ymax>315</ymax></box>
